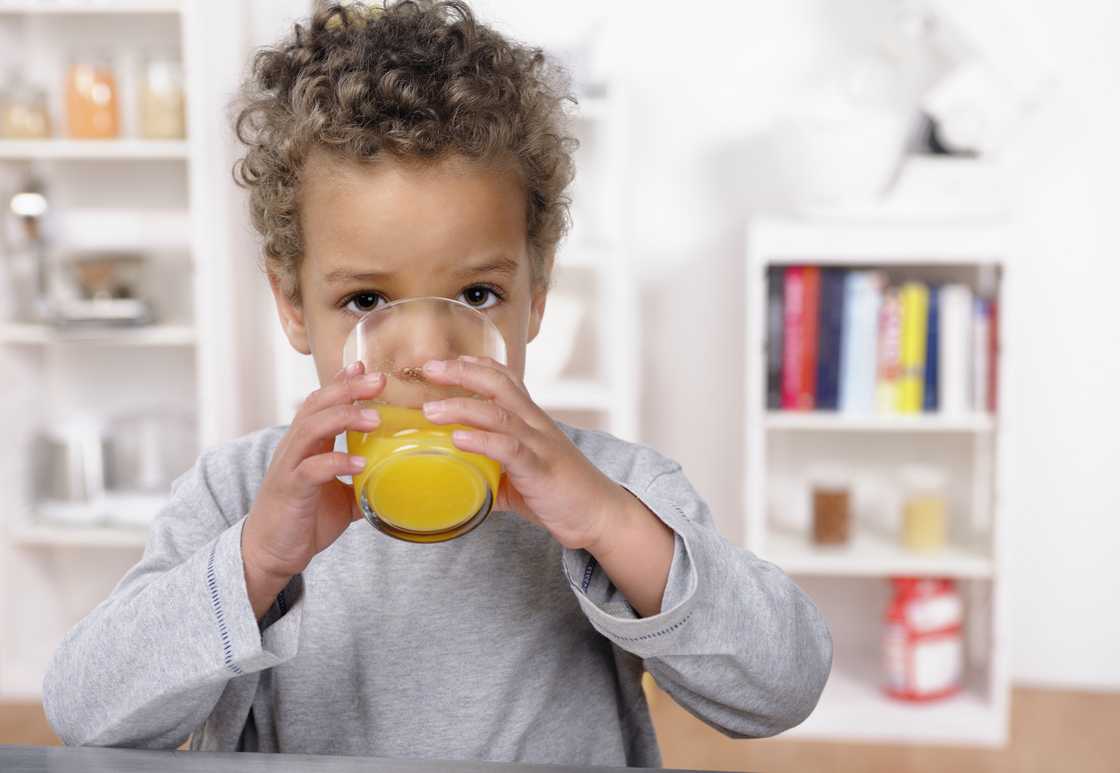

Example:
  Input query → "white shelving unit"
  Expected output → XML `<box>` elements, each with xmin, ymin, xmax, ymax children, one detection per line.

<box><xmin>0</xmin><ymin>0</ymin><xmax>250</xmax><ymax>700</ymax></box>
<box><xmin>743</xmin><ymin>215</ymin><xmax>1012</xmax><ymax>746</ymax></box>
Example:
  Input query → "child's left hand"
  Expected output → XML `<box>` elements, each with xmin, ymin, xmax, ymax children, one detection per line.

<box><xmin>420</xmin><ymin>355</ymin><xmax>630</xmax><ymax>552</ymax></box>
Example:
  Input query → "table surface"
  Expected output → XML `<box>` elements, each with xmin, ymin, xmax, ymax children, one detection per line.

<box><xmin>0</xmin><ymin>745</ymin><xmax>726</xmax><ymax>773</ymax></box>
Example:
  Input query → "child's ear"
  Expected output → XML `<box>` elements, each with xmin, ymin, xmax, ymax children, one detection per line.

<box><xmin>528</xmin><ymin>285</ymin><xmax>547</xmax><ymax>343</ymax></box>
<box><xmin>268</xmin><ymin>272</ymin><xmax>311</xmax><ymax>355</ymax></box>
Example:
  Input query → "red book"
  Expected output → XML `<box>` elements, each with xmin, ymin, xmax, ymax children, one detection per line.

<box><xmin>988</xmin><ymin>299</ymin><xmax>999</xmax><ymax>413</ymax></box>
<box><xmin>799</xmin><ymin>267</ymin><xmax>821</xmax><ymax>410</ymax></box>
<box><xmin>781</xmin><ymin>267</ymin><xmax>805</xmax><ymax>410</ymax></box>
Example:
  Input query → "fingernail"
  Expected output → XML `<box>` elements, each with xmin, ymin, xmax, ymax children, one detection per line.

<box><xmin>460</xmin><ymin>355</ymin><xmax>480</xmax><ymax>363</ymax></box>
<box><xmin>423</xmin><ymin>360</ymin><xmax>447</xmax><ymax>373</ymax></box>
<box><xmin>362</xmin><ymin>371</ymin><xmax>383</xmax><ymax>385</ymax></box>
<box><xmin>349</xmin><ymin>455</ymin><xmax>367</xmax><ymax>470</ymax></box>
<box><xmin>344</xmin><ymin>361</ymin><xmax>363</xmax><ymax>376</ymax></box>
<box><xmin>360</xmin><ymin>409</ymin><xmax>380</xmax><ymax>423</ymax></box>
<box><xmin>452</xmin><ymin>430</ymin><xmax>472</xmax><ymax>444</ymax></box>
<box><xmin>422</xmin><ymin>401</ymin><xmax>445</xmax><ymax>418</ymax></box>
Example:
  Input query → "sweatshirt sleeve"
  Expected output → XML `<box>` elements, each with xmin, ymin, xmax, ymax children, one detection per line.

<box><xmin>42</xmin><ymin>438</ymin><xmax>303</xmax><ymax>749</ymax></box>
<box><xmin>561</xmin><ymin>463</ymin><xmax>832</xmax><ymax>739</ymax></box>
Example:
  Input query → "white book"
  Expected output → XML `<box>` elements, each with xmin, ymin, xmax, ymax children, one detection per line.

<box><xmin>938</xmin><ymin>284</ymin><xmax>973</xmax><ymax>415</ymax></box>
<box><xmin>839</xmin><ymin>271</ymin><xmax>883</xmax><ymax>414</ymax></box>
<box><xmin>972</xmin><ymin>297</ymin><xmax>990</xmax><ymax>414</ymax></box>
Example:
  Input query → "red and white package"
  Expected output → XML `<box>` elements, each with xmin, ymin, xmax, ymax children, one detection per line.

<box><xmin>883</xmin><ymin>577</ymin><xmax>962</xmax><ymax>701</ymax></box>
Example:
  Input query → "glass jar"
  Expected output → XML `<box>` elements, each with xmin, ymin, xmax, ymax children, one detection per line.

<box><xmin>139</xmin><ymin>54</ymin><xmax>185</xmax><ymax>139</ymax></box>
<box><xmin>900</xmin><ymin>465</ymin><xmax>948</xmax><ymax>552</ymax></box>
<box><xmin>65</xmin><ymin>54</ymin><xmax>119</xmax><ymax>139</ymax></box>
<box><xmin>0</xmin><ymin>79</ymin><xmax>52</xmax><ymax>139</ymax></box>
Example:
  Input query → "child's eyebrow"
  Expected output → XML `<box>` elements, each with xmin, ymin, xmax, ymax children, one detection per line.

<box><xmin>457</xmin><ymin>255</ymin><xmax>521</xmax><ymax>279</ymax></box>
<box><xmin>323</xmin><ymin>268</ymin><xmax>392</xmax><ymax>285</ymax></box>
<box><xmin>322</xmin><ymin>255</ymin><xmax>521</xmax><ymax>286</ymax></box>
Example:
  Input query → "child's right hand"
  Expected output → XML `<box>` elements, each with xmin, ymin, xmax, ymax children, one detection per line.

<box><xmin>242</xmin><ymin>360</ymin><xmax>385</xmax><ymax>618</ymax></box>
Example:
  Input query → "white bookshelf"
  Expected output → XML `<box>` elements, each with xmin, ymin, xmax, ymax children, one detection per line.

<box><xmin>0</xmin><ymin>0</ymin><xmax>250</xmax><ymax>699</ymax></box>
<box><xmin>744</xmin><ymin>215</ymin><xmax>1012</xmax><ymax>746</ymax></box>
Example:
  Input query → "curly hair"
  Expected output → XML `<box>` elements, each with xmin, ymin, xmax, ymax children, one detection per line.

<box><xmin>234</xmin><ymin>0</ymin><xmax>577</xmax><ymax>301</ymax></box>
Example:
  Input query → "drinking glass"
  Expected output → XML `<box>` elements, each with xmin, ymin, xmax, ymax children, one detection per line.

<box><xmin>343</xmin><ymin>297</ymin><xmax>507</xmax><ymax>543</ymax></box>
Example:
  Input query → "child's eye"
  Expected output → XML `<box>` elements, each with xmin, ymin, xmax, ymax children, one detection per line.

<box><xmin>343</xmin><ymin>291</ymin><xmax>386</xmax><ymax>314</ymax></box>
<box><xmin>459</xmin><ymin>285</ymin><xmax>502</xmax><ymax>309</ymax></box>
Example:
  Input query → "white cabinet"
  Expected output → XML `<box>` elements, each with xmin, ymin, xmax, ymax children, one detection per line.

<box><xmin>742</xmin><ymin>216</ymin><xmax>1012</xmax><ymax>745</ymax></box>
<box><xmin>0</xmin><ymin>0</ymin><xmax>248</xmax><ymax>699</ymax></box>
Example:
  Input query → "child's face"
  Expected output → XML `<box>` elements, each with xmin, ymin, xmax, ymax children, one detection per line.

<box><xmin>271</xmin><ymin>152</ymin><xmax>546</xmax><ymax>388</ymax></box>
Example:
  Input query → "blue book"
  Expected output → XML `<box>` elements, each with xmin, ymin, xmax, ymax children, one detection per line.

<box><xmin>839</xmin><ymin>271</ymin><xmax>883</xmax><ymax>414</ymax></box>
<box><xmin>923</xmin><ymin>285</ymin><xmax>939</xmax><ymax>412</ymax></box>
<box><xmin>815</xmin><ymin>268</ymin><xmax>846</xmax><ymax>411</ymax></box>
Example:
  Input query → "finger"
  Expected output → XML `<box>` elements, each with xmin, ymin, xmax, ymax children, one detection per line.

<box><xmin>309</xmin><ymin>359</ymin><xmax>364</xmax><ymax>415</ymax></box>
<box><xmin>459</xmin><ymin>354</ymin><xmax>519</xmax><ymax>382</ymax></box>
<box><xmin>450</xmin><ymin>428</ymin><xmax>541</xmax><ymax>476</ymax></box>
<box><xmin>296</xmin><ymin>370</ymin><xmax>386</xmax><ymax>421</ymax></box>
<box><xmin>289</xmin><ymin>451</ymin><xmax>368</xmax><ymax>492</ymax></box>
<box><xmin>285</xmin><ymin>403</ymin><xmax>381</xmax><ymax>463</ymax></box>
<box><xmin>422</xmin><ymin>357</ymin><xmax>540</xmax><ymax>418</ymax></box>
<box><xmin>422</xmin><ymin>396</ymin><xmax>534</xmax><ymax>445</ymax></box>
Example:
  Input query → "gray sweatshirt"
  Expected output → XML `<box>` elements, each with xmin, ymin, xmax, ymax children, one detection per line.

<box><xmin>43</xmin><ymin>423</ymin><xmax>831</xmax><ymax>768</ymax></box>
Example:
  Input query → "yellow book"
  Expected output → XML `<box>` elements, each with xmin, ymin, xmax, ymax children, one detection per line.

<box><xmin>897</xmin><ymin>282</ymin><xmax>929</xmax><ymax>414</ymax></box>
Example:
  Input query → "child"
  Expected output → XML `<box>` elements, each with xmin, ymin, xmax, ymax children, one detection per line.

<box><xmin>43</xmin><ymin>2</ymin><xmax>831</xmax><ymax>766</ymax></box>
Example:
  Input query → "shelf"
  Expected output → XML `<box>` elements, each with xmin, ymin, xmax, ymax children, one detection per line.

<box><xmin>765</xmin><ymin>530</ymin><xmax>993</xmax><ymax>579</ymax></box>
<box><xmin>9</xmin><ymin>524</ymin><xmax>148</xmax><ymax>548</ymax></box>
<box><xmin>765</xmin><ymin>411</ymin><xmax>994</xmax><ymax>434</ymax></box>
<box><xmin>0</xmin><ymin>139</ymin><xmax>188</xmax><ymax>160</ymax></box>
<box><xmin>533</xmin><ymin>380</ymin><xmax>612</xmax><ymax>411</ymax></box>
<box><xmin>789</xmin><ymin>650</ymin><xmax>1003</xmax><ymax>745</ymax></box>
<box><xmin>0</xmin><ymin>323</ymin><xmax>195</xmax><ymax>346</ymax></box>
<box><xmin>750</xmin><ymin>217</ymin><xmax>1008</xmax><ymax>266</ymax></box>
<box><xmin>0</xmin><ymin>0</ymin><xmax>179</xmax><ymax>14</ymax></box>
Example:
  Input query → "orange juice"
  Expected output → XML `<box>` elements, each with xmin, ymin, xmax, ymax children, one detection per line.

<box><xmin>346</xmin><ymin>404</ymin><xmax>500</xmax><ymax>541</ymax></box>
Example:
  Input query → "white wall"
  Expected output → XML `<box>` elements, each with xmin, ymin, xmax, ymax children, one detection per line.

<box><xmin>999</xmin><ymin>0</ymin><xmax>1120</xmax><ymax>688</ymax></box>
<box><xmin>238</xmin><ymin>0</ymin><xmax>1120</xmax><ymax>689</ymax></box>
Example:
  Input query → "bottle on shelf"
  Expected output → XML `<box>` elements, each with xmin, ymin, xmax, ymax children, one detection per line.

<box><xmin>65</xmin><ymin>53</ymin><xmax>120</xmax><ymax>140</ymax></box>
<box><xmin>0</xmin><ymin>75</ymin><xmax>52</xmax><ymax>139</ymax></box>
<box><xmin>138</xmin><ymin>53</ymin><xmax>186</xmax><ymax>140</ymax></box>
<box><xmin>900</xmin><ymin>464</ymin><xmax>948</xmax><ymax>552</ymax></box>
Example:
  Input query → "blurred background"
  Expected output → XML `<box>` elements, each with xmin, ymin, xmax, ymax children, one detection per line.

<box><xmin>0</xmin><ymin>1</ymin><xmax>1116</xmax><ymax>771</ymax></box>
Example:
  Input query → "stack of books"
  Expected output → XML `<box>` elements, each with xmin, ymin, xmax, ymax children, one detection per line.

<box><xmin>766</xmin><ymin>267</ymin><xmax>998</xmax><ymax>415</ymax></box>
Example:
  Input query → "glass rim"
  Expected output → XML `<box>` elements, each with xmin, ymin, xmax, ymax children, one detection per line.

<box><xmin>350</xmin><ymin>295</ymin><xmax>493</xmax><ymax>327</ymax></box>
<box><xmin>344</xmin><ymin>294</ymin><xmax>508</xmax><ymax>368</ymax></box>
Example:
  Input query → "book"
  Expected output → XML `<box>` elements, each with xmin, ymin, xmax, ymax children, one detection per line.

<box><xmin>799</xmin><ymin>266</ymin><xmax>821</xmax><ymax>410</ymax></box>
<box><xmin>897</xmin><ymin>282</ymin><xmax>930</xmax><ymax>414</ymax></box>
<box><xmin>988</xmin><ymin>298</ymin><xmax>999</xmax><ymax>413</ymax></box>
<box><xmin>839</xmin><ymin>271</ymin><xmax>883</xmax><ymax>414</ymax></box>
<box><xmin>766</xmin><ymin>268</ymin><xmax>785</xmax><ymax>410</ymax></box>
<box><xmin>938</xmin><ymin>284</ymin><xmax>973</xmax><ymax>415</ymax></box>
<box><xmin>781</xmin><ymin>267</ymin><xmax>805</xmax><ymax>410</ymax></box>
<box><xmin>923</xmin><ymin>285</ymin><xmax>939</xmax><ymax>412</ymax></box>
<box><xmin>876</xmin><ymin>287</ymin><xmax>903</xmax><ymax>414</ymax></box>
<box><xmin>972</xmin><ymin>298</ymin><xmax>990</xmax><ymax>414</ymax></box>
<box><xmin>815</xmin><ymin>269</ymin><xmax>846</xmax><ymax>411</ymax></box>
